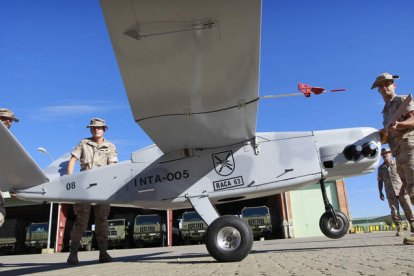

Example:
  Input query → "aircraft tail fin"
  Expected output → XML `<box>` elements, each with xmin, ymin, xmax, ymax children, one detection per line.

<box><xmin>0</xmin><ymin>123</ymin><xmax>48</xmax><ymax>191</ymax></box>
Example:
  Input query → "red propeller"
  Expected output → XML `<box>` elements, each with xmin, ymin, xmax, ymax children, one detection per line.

<box><xmin>298</xmin><ymin>83</ymin><xmax>346</xmax><ymax>97</ymax></box>
<box><xmin>260</xmin><ymin>83</ymin><xmax>347</xmax><ymax>100</ymax></box>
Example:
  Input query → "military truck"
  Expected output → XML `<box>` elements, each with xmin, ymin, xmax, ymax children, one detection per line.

<box><xmin>241</xmin><ymin>206</ymin><xmax>272</xmax><ymax>240</ymax></box>
<box><xmin>0</xmin><ymin>219</ymin><xmax>17</xmax><ymax>254</ymax></box>
<box><xmin>79</xmin><ymin>230</ymin><xmax>94</xmax><ymax>251</ymax></box>
<box><xmin>25</xmin><ymin>222</ymin><xmax>49</xmax><ymax>251</ymax></box>
<box><xmin>180</xmin><ymin>211</ymin><xmax>208</xmax><ymax>245</ymax></box>
<box><xmin>133</xmin><ymin>214</ymin><xmax>165</xmax><ymax>247</ymax></box>
<box><xmin>107</xmin><ymin>218</ymin><xmax>130</xmax><ymax>249</ymax></box>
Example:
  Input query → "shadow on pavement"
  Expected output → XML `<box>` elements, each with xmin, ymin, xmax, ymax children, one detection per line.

<box><xmin>250</xmin><ymin>242</ymin><xmax>407</xmax><ymax>255</ymax></box>
<box><xmin>116</xmin><ymin>251</ymin><xmax>212</xmax><ymax>263</ymax></box>
<box><xmin>0</xmin><ymin>251</ymin><xmax>181</xmax><ymax>276</ymax></box>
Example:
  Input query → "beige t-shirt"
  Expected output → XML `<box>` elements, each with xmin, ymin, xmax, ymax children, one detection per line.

<box><xmin>71</xmin><ymin>138</ymin><xmax>117</xmax><ymax>171</ymax></box>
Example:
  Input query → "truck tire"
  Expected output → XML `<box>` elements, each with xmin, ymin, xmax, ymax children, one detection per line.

<box><xmin>206</xmin><ymin>215</ymin><xmax>253</xmax><ymax>262</ymax></box>
<box><xmin>122</xmin><ymin>239</ymin><xmax>129</xmax><ymax>249</ymax></box>
<box><xmin>136</xmin><ymin>240</ymin><xmax>143</xmax><ymax>248</ymax></box>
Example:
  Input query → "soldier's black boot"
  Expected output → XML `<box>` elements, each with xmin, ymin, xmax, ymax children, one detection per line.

<box><xmin>67</xmin><ymin>241</ymin><xmax>80</xmax><ymax>265</ymax></box>
<box><xmin>98</xmin><ymin>242</ymin><xmax>113</xmax><ymax>263</ymax></box>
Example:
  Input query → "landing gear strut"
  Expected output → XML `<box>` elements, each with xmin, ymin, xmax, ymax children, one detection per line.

<box><xmin>319</xmin><ymin>179</ymin><xmax>349</xmax><ymax>239</ymax></box>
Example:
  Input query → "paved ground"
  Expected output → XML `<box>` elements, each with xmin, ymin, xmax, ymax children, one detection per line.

<box><xmin>0</xmin><ymin>232</ymin><xmax>413</xmax><ymax>276</ymax></box>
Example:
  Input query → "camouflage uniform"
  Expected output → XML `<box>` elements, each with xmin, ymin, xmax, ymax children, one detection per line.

<box><xmin>378</xmin><ymin>159</ymin><xmax>414</xmax><ymax>226</ymax></box>
<box><xmin>383</xmin><ymin>95</ymin><xmax>414</xmax><ymax>203</ymax></box>
<box><xmin>70</xmin><ymin>138</ymin><xmax>118</xmax><ymax>245</ymax></box>
<box><xmin>66</xmin><ymin>118</ymin><xmax>118</xmax><ymax>265</ymax></box>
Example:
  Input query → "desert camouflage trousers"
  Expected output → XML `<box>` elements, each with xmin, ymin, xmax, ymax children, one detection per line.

<box><xmin>387</xmin><ymin>195</ymin><xmax>414</xmax><ymax>223</ymax></box>
<box><xmin>395</xmin><ymin>137</ymin><xmax>414</xmax><ymax>204</ymax></box>
<box><xmin>70</xmin><ymin>203</ymin><xmax>111</xmax><ymax>245</ymax></box>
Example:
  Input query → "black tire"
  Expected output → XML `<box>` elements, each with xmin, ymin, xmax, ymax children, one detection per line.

<box><xmin>205</xmin><ymin>215</ymin><xmax>253</xmax><ymax>262</ymax></box>
<box><xmin>319</xmin><ymin>210</ymin><xmax>349</xmax><ymax>239</ymax></box>
<box><xmin>161</xmin><ymin>234</ymin><xmax>166</xmax><ymax>247</ymax></box>
<box><xmin>122</xmin><ymin>239</ymin><xmax>130</xmax><ymax>249</ymax></box>
<box><xmin>135</xmin><ymin>240</ymin><xmax>143</xmax><ymax>248</ymax></box>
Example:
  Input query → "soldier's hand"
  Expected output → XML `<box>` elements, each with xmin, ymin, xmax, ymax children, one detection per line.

<box><xmin>388</xmin><ymin>122</ymin><xmax>398</xmax><ymax>132</ymax></box>
<box><xmin>380</xmin><ymin>193</ymin><xmax>385</xmax><ymax>201</ymax></box>
<box><xmin>379</xmin><ymin>128</ymin><xmax>388</xmax><ymax>144</ymax></box>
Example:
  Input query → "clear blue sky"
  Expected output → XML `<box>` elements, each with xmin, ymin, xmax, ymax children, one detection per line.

<box><xmin>1</xmin><ymin>0</ymin><xmax>414</xmax><ymax>218</ymax></box>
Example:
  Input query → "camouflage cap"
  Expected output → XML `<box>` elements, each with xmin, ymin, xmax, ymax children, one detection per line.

<box><xmin>381</xmin><ymin>147</ymin><xmax>391</xmax><ymax>155</ymax></box>
<box><xmin>371</xmin><ymin>72</ymin><xmax>399</xmax><ymax>90</ymax></box>
<box><xmin>86</xmin><ymin>118</ymin><xmax>108</xmax><ymax>129</ymax></box>
<box><xmin>0</xmin><ymin>108</ymin><xmax>19</xmax><ymax>122</ymax></box>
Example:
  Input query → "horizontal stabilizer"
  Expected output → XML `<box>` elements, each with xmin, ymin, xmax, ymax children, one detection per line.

<box><xmin>0</xmin><ymin>123</ymin><xmax>48</xmax><ymax>191</ymax></box>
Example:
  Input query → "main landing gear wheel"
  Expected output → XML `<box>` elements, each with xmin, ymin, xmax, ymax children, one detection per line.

<box><xmin>205</xmin><ymin>215</ymin><xmax>253</xmax><ymax>262</ymax></box>
<box><xmin>319</xmin><ymin>210</ymin><xmax>349</xmax><ymax>239</ymax></box>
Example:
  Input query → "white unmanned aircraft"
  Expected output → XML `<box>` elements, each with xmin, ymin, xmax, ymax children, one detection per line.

<box><xmin>0</xmin><ymin>0</ymin><xmax>380</xmax><ymax>262</ymax></box>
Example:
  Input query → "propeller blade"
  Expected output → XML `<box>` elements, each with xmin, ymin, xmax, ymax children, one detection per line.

<box><xmin>310</xmin><ymin>87</ymin><xmax>325</xmax><ymax>95</ymax></box>
<box><xmin>260</xmin><ymin>84</ymin><xmax>347</xmax><ymax>100</ymax></box>
<box><xmin>298</xmin><ymin>83</ymin><xmax>312</xmax><ymax>97</ymax></box>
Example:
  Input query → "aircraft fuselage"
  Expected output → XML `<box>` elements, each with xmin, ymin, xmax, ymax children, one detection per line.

<box><xmin>16</xmin><ymin>127</ymin><xmax>380</xmax><ymax>213</ymax></box>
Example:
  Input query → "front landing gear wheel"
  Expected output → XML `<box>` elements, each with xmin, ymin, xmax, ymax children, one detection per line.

<box><xmin>206</xmin><ymin>215</ymin><xmax>253</xmax><ymax>262</ymax></box>
<box><xmin>319</xmin><ymin>210</ymin><xmax>349</xmax><ymax>239</ymax></box>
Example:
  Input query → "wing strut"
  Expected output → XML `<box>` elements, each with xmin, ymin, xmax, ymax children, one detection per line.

<box><xmin>188</xmin><ymin>195</ymin><xmax>220</xmax><ymax>225</ymax></box>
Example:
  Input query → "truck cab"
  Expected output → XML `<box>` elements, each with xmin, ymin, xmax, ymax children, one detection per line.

<box><xmin>107</xmin><ymin>218</ymin><xmax>130</xmax><ymax>249</ymax></box>
<box><xmin>179</xmin><ymin>211</ymin><xmax>208</xmax><ymax>245</ymax></box>
<box><xmin>133</xmin><ymin>214</ymin><xmax>165</xmax><ymax>247</ymax></box>
<box><xmin>80</xmin><ymin>230</ymin><xmax>94</xmax><ymax>251</ymax></box>
<box><xmin>241</xmin><ymin>206</ymin><xmax>272</xmax><ymax>240</ymax></box>
<box><xmin>25</xmin><ymin>222</ymin><xmax>49</xmax><ymax>251</ymax></box>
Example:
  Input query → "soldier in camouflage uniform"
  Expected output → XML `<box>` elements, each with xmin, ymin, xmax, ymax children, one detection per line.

<box><xmin>0</xmin><ymin>108</ymin><xmax>19</xmax><ymax>228</ymax></box>
<box><xmin>66</xmin><ymin>118</ymin><xmax>118</xmax><ymax>265</ymax></box>
<box><xmin>378</xmin><ymin>148</ymin><xmax>414</xmax><ymax>236</ymax></box>
<box><xmin>372</xmin><ymin>73</ymin><xmax>414</xmax><ymax>244</ymax></box>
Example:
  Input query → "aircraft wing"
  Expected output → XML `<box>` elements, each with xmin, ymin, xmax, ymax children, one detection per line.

<box><xmin>0</xmin><ymin>123</ymin><xmax>48</xmax><ymax>191</ymax></box>
<box><xmin>100</xmin><ymin>0</ymin><xmax>261</xmax><ymax>153</ymax></box>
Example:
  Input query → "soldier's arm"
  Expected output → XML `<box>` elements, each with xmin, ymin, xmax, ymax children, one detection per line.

<box><xmin>67</xmin><ymin>156</ymin><xmax>78</xmax><ymax>175</ymax></box>
<box><xmin>68</xmin><ymin>140</ymin><xmax>83</xmax><ymax>173</ymax></box>
<box><xmin>390</xmin><ymin>111</ymin><xmax>414</xmax><ymax>131</ymax></box>
<box><xmin>107</xmin><ymin>144</ymin><xmax>118</xmax><ymax>165</ymax></box>
<box><xmin>378</xmin><ymin>174</ymin><xmax>385</xmax><ymax>201</ymax></box>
